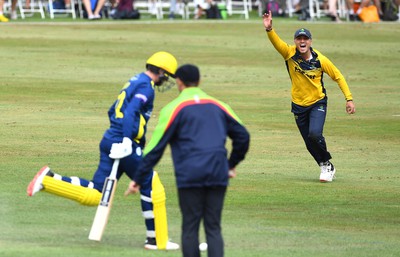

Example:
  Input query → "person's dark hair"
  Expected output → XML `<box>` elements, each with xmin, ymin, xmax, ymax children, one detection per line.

<box><xmin>175</xmin><ymin>64</ymin><xmax>200</xmax><ymax>87</ymax></box>
<box><xmin>146</xmin><ymin>64</ymin><xmax>172</xmax><ymax>87</ymax></box>
<box><xmin>146</xmin><ymin>64</ymin><xmax>161</xmax><ymax>75</ymax></box>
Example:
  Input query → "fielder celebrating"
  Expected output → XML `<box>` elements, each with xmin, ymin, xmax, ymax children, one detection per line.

<box><xmin>262</xmin><ymin>11</ymin><xmax>356</xmax><ymax>182</ymax></box>
<box><xmin>27</xmin><ymin>51</ymin><xmax>180</xmax><ymax>250</ymax></box>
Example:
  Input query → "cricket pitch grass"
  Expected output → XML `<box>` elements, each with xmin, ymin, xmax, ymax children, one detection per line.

<box><xmin>0</xmin><ymin>18</ymin><xmax>399</xmax><ymax>257</ymax></box>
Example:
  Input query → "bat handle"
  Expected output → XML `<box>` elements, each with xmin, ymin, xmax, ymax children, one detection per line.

<box><xmin>109</xmin><ymin>159</ymin><xmax>120</xmax><ymax>180</ymax></box>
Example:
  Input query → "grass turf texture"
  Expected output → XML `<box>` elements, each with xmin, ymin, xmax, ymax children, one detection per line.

<box><xmin>1</xmin><ymin>17</ymin><xmax>400</xmax><ymax>257</ymax></box>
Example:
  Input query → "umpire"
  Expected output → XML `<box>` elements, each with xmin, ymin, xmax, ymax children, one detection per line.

<box><xmin>126</xmin><ymin>64</ymin><xmax>250</xmax><ymax>257</ymax></box>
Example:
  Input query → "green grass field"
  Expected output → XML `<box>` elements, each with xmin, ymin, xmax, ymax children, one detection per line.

<box><xmin>1</xmin><ymin>15</ymin><xmax>400</xmax><ymax>257</ymax></box>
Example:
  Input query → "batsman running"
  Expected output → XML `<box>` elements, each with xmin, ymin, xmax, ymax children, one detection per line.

<box><xmin>27</xmin><ymin>51</ymin><xmax>180</xmax><ymax>250</ymax></box>
<box><xmin>262</xmin><ymin>11</ymin><xmax>356</xmax><ymax>182</ymax></box>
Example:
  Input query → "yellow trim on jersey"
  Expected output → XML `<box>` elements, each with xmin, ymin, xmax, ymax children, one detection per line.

<box><xmin>134</xmin><ymin>114</ymin><xmax>146</xmax><ymax>144</ymax></box>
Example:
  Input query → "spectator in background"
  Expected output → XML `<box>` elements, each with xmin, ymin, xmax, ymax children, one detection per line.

<box><xmin>0</xmin><ymin>0</ymin><xmax>18</xmax><ymax>21</ymax></box>
<box><xmin>194</xmin><ymin>0</ymin><xmax>220</xmax><ymax>19</ymax></box>
<box><xmin>194</xmin><ymin>0</ymin><xmax>209</xmax><ymax>18</ymax></box>
<box><xmin>326</xmin><ymin>0</ymin><xmax>342</xmax><ymax>22</ymax></box>
<box><xmin>0</xmin><ymin>0</ymin><xmax>9</xmax><ymax>21</ymax></box>
<box><xmin>379</xmin><ymin>0</ymin><xmax>399</xmax><ymax>21</ymax></box>
<box><xmin>297</xmin><ymin>0</ymin><xmax>311</xmax><ymax>20</ymax></box>
<box><xmin>345</xmin><ymin>0</ymin><xmax>358</xmax><ymax>20</ymax></box>
<box><xmin>325</xmin><ymin>0</ymin><xmax>357</xmax><ymax>21</ymax></box>
<box><xmin>169</xmin><ymin>0</ymin><xmax>187</xmax><ymax>19</ymax></box>
<box><xmin>261</xmin><ymin>0</ymin><xmax>285</xmax><ymax>17</ymax></box>
<box><xmin>169</xmin><ymin>0</ymin><xmax>177</xmax><ymax>19</ymax></box>
<box><xmin>24</xmin><ymin>0</ymin><xmax>30</xmax><ymax>9</ymax></box>
<box><xmin>0</xmin><ymin>0</ymin><xmax>8</xmax><ymax>22</ymax></box>
<box><xmin>82</xmin><ymin>0</ymin><xmax>107</xmax><ymax>19</ymax></box>
<box><xmin>110</xmin><ymin>0</ymin><xmax>140</xmax><ymax>19</ymax></box>
<box><xmin>291</xmin><ymin>0</ymin><xmax>302</xmax><ymax>13</ymax></box>
<box><xmin>349</xmin><ymin>0</ymin><xmax>383</xmax><ymax>18</ymax></box>
<box><xmin>10</xmin><ymin>0</ymin><xmax>19</xmax><ymax>19</ymax></box>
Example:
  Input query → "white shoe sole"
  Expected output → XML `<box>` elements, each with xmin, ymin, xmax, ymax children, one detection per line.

<box><xmin>144</xmin><ymin>241</ymin><xmax>180</xmax><ymax>250</ymax></box>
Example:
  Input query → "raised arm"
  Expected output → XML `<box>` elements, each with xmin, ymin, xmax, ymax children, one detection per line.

<box><xmin>262</xmin><ymin>10</ymin><xmax>273</xmax><ymax>31</ymax></box>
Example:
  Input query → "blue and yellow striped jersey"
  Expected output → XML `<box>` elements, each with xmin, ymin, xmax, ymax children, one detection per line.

<box><xmin>104</xmin><ymin>72</ymin><xmax>155</xmax><ymax>147</ymax></box>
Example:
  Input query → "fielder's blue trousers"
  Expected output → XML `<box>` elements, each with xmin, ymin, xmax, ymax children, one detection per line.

<box><xmin>293</xmin><ymin>101</ymin><xmax>332</xmax><ymax>165</ymax></box>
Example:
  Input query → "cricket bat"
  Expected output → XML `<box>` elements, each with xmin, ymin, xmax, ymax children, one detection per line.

<box><xmin>88</xmin><ymin>159</ymin><xmax>120</xmax><ymax>241</ymax></box>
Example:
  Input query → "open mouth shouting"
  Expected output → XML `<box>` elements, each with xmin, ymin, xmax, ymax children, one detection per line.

<box><xmin>295</xmin><ymin>36</ymin><xmax>311</xmax><ymax>55</ymax></box>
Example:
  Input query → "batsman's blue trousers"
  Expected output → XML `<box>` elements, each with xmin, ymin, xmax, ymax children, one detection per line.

<box><xmin>60</xmin><ymin>137</ymin><xmax>156</xmax><ymax>237</ymax></box>
<box><xmin>95</xmin><ymin>137</ymin><xmax>155</xmax><ymax>236</ymax></box>
<box><xmin>293</xmin><ymin>101</ymin><xmax>332</xmax><ymax>165</ymax></box>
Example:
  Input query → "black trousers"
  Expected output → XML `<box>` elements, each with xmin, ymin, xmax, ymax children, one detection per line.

<box><xmin>178</xmin><ymin>186</ymin><xmax>227</xmax><ymax>257</ymax></box>
<box><xmin>294</xmin><ymin>102</ymin><xmax>332</xmax><ymax>164</ymax></box>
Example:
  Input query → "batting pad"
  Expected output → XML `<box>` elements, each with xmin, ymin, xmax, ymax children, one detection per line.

<box><xmin>151</xmin><ymin>171</ymin><xmax>168</xmax><ymax>249</ymax></box>
<box><xmin>42</xmin><ymin>176</ymin><xmax>102</xmax><ymax>206</ymax></box>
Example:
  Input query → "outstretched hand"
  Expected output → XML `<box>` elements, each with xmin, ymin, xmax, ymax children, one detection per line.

<box><xmin>124</xmin><ymin>181</ymin><xmax>140</xmax><ymax>196</ymax></box>
<box><xmin>346</xmin><ymin>101</ymin><xmax>356</xmax><ymax>114</ymax></box>
<box><xmin>262</xmin><ymin>10</ymin><xmax>273</xmax><ymax>31</ymax></box>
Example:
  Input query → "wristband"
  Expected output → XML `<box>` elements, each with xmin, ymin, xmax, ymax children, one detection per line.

<box><xmin>266</xmin><ymin>27</ymin><xmax>272</xmax><ymax>32</ymax></box>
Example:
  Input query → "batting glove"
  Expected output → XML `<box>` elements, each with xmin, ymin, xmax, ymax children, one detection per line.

<box><xmin>109</xmin><ymin>137</ymin><xmax>133</xmax><ymax>159</ymax></box>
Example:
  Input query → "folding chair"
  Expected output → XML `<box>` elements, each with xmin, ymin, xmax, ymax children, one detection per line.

<box><xmin>4</xmin><ymin>0</ymin><xmax>19</xmax><ymax>18</ymax></box>
<box><xmin>157</xmin><ymin>0</ymin><xmax>189</xmax><ymax>19</ymax></box>
<box><xmin>285</xmin><ymin>0</ymin><xmax>295</xmax><ymax>17</ymax></box>
<box><xmin>226</xmin><ymin>0</ymin><xmax>249</xmax><ymax>19</ymax></box>
<box><xmin>134</xmin><ymin>0</ymin><xmax>162</xmax><ymax>19</ymax></box>
<box><xmin>337</xmin><ymin>0</ymin><xmax>348</xmax><ymax>19</ymax></box>
<box><xmin>20</xmin><ymin>0</ymin><xmax>46</xmax><ymax>19</ymax></box>
<box><xmin>48</xmin><ymin>0</ymin><xmax>77</xmax><ymax>18</ymax></box>
<box><xmin>182</xmin><ymin>0</ymin><xmax>196</xmax><ymax>19</ymax></box>
<box><xmin>308</xmin><ymin>0</ymin><xmax>321</xmax><ymax>20</ymax></box>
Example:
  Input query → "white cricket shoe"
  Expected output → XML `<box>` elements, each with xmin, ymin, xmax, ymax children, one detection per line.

<box><xmin>144</xmin><ymin>237</ymin><xmax>180</xmax><ymax>250</ymax></box>
<box><xmin>319</xmin><ymin>161</ymin><xmax>336</xmax><ymax>182</ymax></box>
<box><xmin>27</xmin><ymin>166</ymin><xmax>51</xmax><ymax>196</ymax></box>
